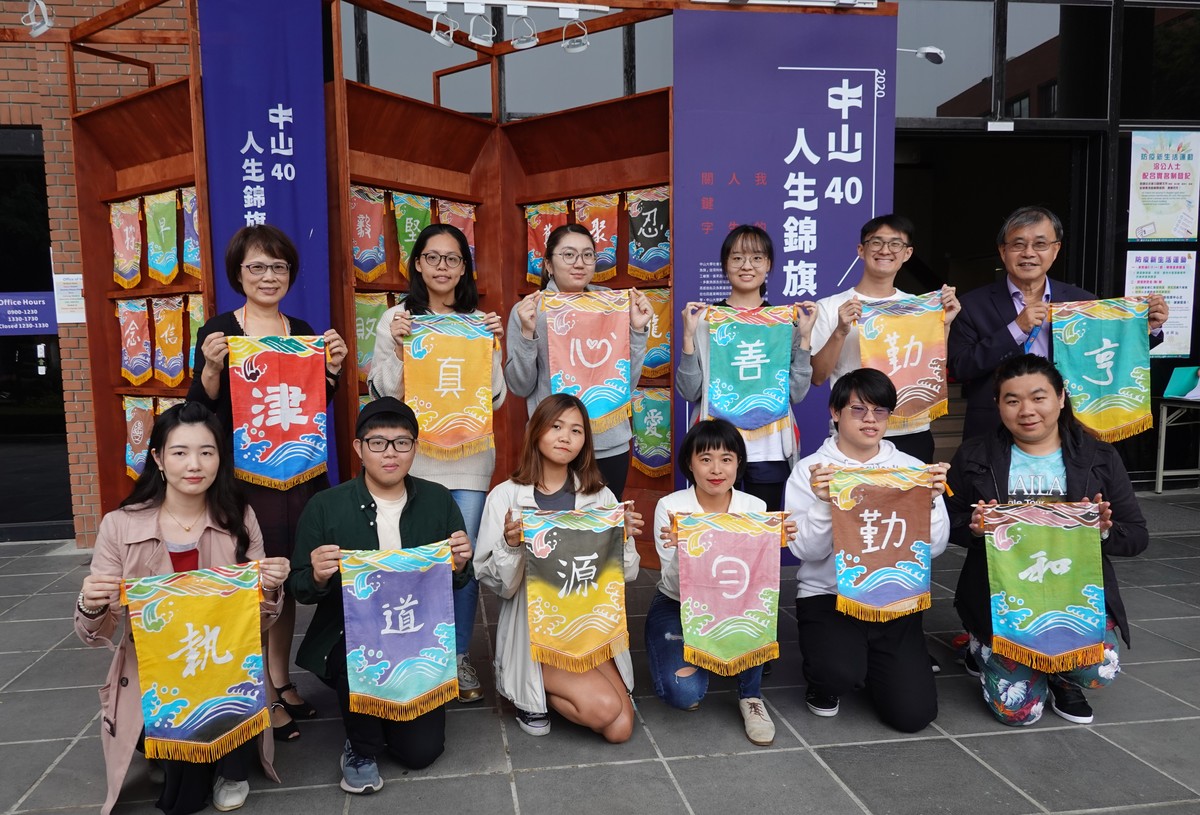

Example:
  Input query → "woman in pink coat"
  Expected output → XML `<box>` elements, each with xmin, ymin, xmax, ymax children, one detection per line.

<box><xmin>75</xmin><ymin>403</ymin><xmax>290</xmax><ymax>815</ymax></box>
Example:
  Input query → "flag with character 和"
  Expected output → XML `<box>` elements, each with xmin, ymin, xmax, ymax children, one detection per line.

<box><xmin>983</xmin><ymin>502</ymin><xmax>1106</xmax><ymax>672</ymax></box>
<box><xmin>340</xmin><ymin>542</ymin><xmax>458</xmax><ymax>720</ymax></box>
<box><xmin>674</xmin><ymin>512</ymin><xmax>785</xmax><ymax>675</ymax></box>
<box><xmin>830</xmin><ymin>467</ymin><xmax>934</xmax><ymax>621</ymax></box>
<box><xmin>227</xmin><ymin>335</ymin><xmax>328</xmax><ymax>489</ymax></box>
<box><xmin>523</xmin><ymin>506</ymin><xmax>629</xmax><ymax>671</ymax></box>
<box><xmin>122</xmin><ymin>563</ymin><xmax>269</xmax><ymax>761</ymax></box>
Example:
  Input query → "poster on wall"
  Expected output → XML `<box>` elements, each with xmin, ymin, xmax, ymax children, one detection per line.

<box><xmin>1124</xmin><ymin>250</ymin><xmax>1195</xmax><ymax>358</ymax></box>
<box><xmin>1128</xmin><ymin>131</ymin><xmax>1199</xmax><ymax>241</ymax></box>
<box><xmin>672</xmin><ymin>8</ymin><xmax>897</xmax><ymax>467</ymax></box>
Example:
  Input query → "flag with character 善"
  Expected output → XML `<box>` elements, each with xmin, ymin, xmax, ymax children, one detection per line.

<box><xmin>705</xmin><ymin>305</ymin><xmax>795</xmax><ymax>439</ymax></box>
<box><xmin>523</xmin><ymin>506</ymin><xmax>629</xmax><ymax>671</ymax></box>
<box><xmin>830</xmin><ymin>467</ymin><xmax>933</xmax><ymax>621</ymax></box>
<box><xmin>122</xmin><ymin>563</ymin><xmax>269</xmax><ymax>761</ymax></box>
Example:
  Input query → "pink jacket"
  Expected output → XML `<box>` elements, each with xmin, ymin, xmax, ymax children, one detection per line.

<box><xmin>74</xmin><ymin>502</ymin><xmax>282</xmax><ymax>815</ymax></box>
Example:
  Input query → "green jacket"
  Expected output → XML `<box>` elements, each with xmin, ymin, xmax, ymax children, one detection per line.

<box><xmin>288</xmin><ymin>471</ymin><xmax>469</xmax><ymax>680</ymax></box>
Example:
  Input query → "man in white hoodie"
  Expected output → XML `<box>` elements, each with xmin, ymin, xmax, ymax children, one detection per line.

<box><xmin>785</xmin><ymin>368</ymin><xmax>950</xmax><ymax>732</ymax></box>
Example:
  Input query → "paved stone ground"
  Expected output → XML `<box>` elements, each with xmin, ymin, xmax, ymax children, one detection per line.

<box><xmin>3</xmin><ymin>492</ymin><xmax>1200</xmax><ymax>815</ymax></box>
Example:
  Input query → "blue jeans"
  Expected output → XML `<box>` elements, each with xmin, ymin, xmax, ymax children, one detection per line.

<box><xmin>644</xmin><ymin>590</ymin><xmax>763</xmax><ymax>709</ymax></box>
<box><xmin>451</xmin><ymin>489</ymin><xmax>485</xmax><ymax>656</ymax></box>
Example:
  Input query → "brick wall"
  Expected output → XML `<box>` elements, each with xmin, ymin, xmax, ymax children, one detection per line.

<box><xmin>1</xmin><ymin>0</ymin><xmax>191</xmax><ymax>546</ymax></box>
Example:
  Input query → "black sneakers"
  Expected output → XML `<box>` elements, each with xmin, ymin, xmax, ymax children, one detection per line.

<box><xmin>1049</xmin><ymin>684</ymin><xmax>1094</xmax><ymax>724</ymax></box>
<box><xmin>805</xmin><ymin>688</ymin><xmax>840</xmax><ymax>717</ymax></box>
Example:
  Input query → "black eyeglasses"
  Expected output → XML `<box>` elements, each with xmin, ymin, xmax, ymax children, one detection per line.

<box><xmin>363</xmin><ymin>436</ymin><xmax>415</xmax><ymax>453</ymax></box>
<box><xmin>419</xmin><ymin>252</ymin><xmax>464</xmax><ymax>269</ymax></box>
<box><xmin>862</xmin><ymin>238</ymin><xmax>909</xmax><ymax>253</ymax></box>
<box><xmin>241</xmin><ymin>262</ymin><xmax>290</xmax><ymax>277</ymax></box>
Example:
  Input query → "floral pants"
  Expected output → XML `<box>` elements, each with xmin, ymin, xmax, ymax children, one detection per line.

<box><xmin>968</xmin><ymin>616</ymin><xmax>1120</xmax><ymax>726</ymax></box>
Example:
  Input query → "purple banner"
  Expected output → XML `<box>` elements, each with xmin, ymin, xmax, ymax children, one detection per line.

<box><xmin>672</xmin><ymin>9</ymin><xmax>897</xmax><ymax>473</ymax></box>
<box><xmin>198</xmin><ymin>0</ymin><xmax>339</xmax><ymax>480</ymax></box>
<box><xmin>197</xmin><ymin>0</ymin><xmax>331</xmax><ymax>328</ymax></box>
<box><xmin>0</xmin><ymin>292</ymin><xmax>56</xmax><ymax>335</ymax></box>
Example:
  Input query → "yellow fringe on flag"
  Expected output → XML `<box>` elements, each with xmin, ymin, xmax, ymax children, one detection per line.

<box><xmin>887</xmin><ymin>399</ymin><xmax>948</xmax><ymax>433</ymax></box>
<box><xmin>1083</xmin><ymin>413</ymin><xmax>1153</xmax><ymax>443</ymax></box>
<box><xmin>627</xmin><ymin>265</ymin><xmax>671</xmax><ymax>281</ymax></box>
<box><xmin>531</xmin><ymin>633</ymin><xmax>629</xmax><ymax>673</ymax></box>
<box><xmin>684</xmin><ymin>642</ymin><xmax>778</xmax><ymax>677</ymax></box>
<box><xmin>126</xmin><ymin>465</ymin><xmax>141</xmax><ymax>481</ymax></box>
<box><xmin>417</xmin><ymin>435</ymin><xmax>495</xmax><ymax>461</ymax></box>
<box><xmin>144</xmin><ymin>707</ymin><xmax>270</xmax><ymax>762</ymax></box>
<box><xmin>590</xmin><ymin>404</ymin><xmax>632</xmax><ymax>435</ymax></box>
<box><xmin>349</xmin><ymin>679</ymin><xmax>458</xmax><ymax>722</ymax></box>
<box><xmin>591</xmin><ymin>267</ymin><xmax>617</xmax><ymax>282</ymax></box>
<box><xmin>631</xmin><ymin>459</ymin><xmax>672</xmax><ymax>478</ymax></box>
<box><xmin>836</xmin><ymin>592</ymin><xmax>931</xmax><ymax>622</ymax></box>
<box><xmin>736</xmin><ymin>415</ymin><xmax>790</xmax><ymax>442</ymax></box>
<box><xmin>991</xmin><ymin>636</ymin><xmax>1105</xmax><ymax>674</ymax></box>
<box><xmin>235</xmin><ymin>462</ymin><xmax>327</xmax><ymax>491</ymax></box>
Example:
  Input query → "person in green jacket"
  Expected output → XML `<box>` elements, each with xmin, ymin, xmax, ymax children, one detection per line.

<box><xmin>288</xmin><ymin>397</ymin><xmax>473</xmax><ymax>795</ymax></box>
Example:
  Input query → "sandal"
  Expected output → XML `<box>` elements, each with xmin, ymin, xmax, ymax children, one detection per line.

<box><xmin>273</xmin><ymin>682</ymin><xmax>318</xmax><ymax>719</ymax></box>
<box><xmin>270</xmin><ymin>702</ymin><xmax>300</xmax><ymax>742</ymax></box>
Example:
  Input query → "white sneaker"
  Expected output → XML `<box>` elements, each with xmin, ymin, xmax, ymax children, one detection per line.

<box><xmin>738</xmin><ymin>697</ymin><xmax>776</xmax><ymax>746</ymax></box>
<box><xmin>212</xmin><ymin>777</ymin><xmax>249</xmax><ymax>811</ymax></box>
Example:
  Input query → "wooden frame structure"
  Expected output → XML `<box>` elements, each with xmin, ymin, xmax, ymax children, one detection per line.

<box><xmin>44</xmin><ymin>0</ymin><xmax>691</xmax><ymax>560</ymax></box>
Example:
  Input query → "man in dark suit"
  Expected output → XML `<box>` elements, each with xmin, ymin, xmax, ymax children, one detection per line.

<box><xmin>948</xmin><ymin>206</ymin><xmax>1169</xmax><ymax>439</ymax></box>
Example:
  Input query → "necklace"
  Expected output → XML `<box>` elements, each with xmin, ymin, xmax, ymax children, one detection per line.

<box><xmin>162</xmin><ymin>505</ymin><xmax>205</xmax><ymax>532</ymax></box>
<box><xmin>239</xmin><ymin>306</ymin><xmax>289</xmax><ymax>336</ymax></box>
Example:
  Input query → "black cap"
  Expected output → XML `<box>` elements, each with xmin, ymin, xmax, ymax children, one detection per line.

<box><xmin>355</xmin><ymin>397</ymin><xmax>419</xmax><ymax>440</ymax></box>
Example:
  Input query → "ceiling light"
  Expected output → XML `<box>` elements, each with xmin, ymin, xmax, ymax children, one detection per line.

<box><xmin>23</xmin><ymin>0</ymin><xmax>54</xmax><ymax>38</ymax></box>
<box><xmin>468</xmin><ymin>13</ymin><xmax>496</xmax><ymax>46</ymax></box>
<box><xmin>897</xmin><ymin>46</ymin><xmax>946</xmax><ymax>65</ymax></box>
<box><xmin>511</xmin><ymin>15</ymin><xmax>538</xmax><ymax>50</ymax></box>
<box><xmin>431</xmin><ymin>12</ymin><xmax>459</xmax><ymax>46</ymax></box>
<box><xmin>562</xmin><ymin>20</ymin><xmax>588</xmax><ymax>54</ymax></box>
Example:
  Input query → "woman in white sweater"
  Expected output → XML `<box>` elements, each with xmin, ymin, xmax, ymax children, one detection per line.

<box><xmin>474</xmin><ymin>394</ymin><xmax>642</xmax><ymax>741</ymax></box>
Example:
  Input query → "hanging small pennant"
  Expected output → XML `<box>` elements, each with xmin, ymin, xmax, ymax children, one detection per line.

<box><xmin>351</xmin><ymin>186</ymin><xmax>388</xmax><ymax>283</ymax></box>
<box><xmin>525</xmin><ymin>201</ymin><xmax>569</xmax><ymax>285</ymax></box>
<box><xmin>110</xmin><ymin>198</ymin><xmax>142</xmax><ymax>289</ymax></box>
<box><xmin>631</xmin><ymin>388</ymin><xmax>672</xmax><ymax>478</ymax></box>
<box><xmin>117</xmin><ymin>299</ymin><xmax>152</xmax><ymax>385</ymax></box>
<box><xmin>152</xmin><ymin>296</ymin><xmax>185</xmax><ymax>387</ymax></box>
<box><xmin>626</xmin><ymin>186</ymin><xmax>671</xmax><ymax>281</ymax></box>
<box><xmin>124</xmin><ymin>396</ymin><xmax>154</xmax><ymax>480</ymax></box>
<box><xmin>187</xmin><ymin>295</ymin><xmax>206</xmax><ymax>377</ymax></box>
<box><xmin>573</xmin><ymin>194</ymin><xmax>619</xmax><ymax>282</ymax></box>
<box><xmin>641</xmin><ymin>288</ymin><xmax>672</xmax><ymax>378</ymax></box>
<box><xmin>181</xmin><ymin>186</ymin><xmax>202</xmax><ymax>279</ymax></box>
<box><xmin>354</xmin><ymin>293</ymin><xmax>390</xmax><ymax>384</ymax></box>
<box><xmin>392</xmin><ymin>192</ymin><xmax>432</xmax><ymax>279</ymax></box>
<box><xmin>436</xmin><ymin>199</ymin><xmax>477</xmax><ymax>263</ymax></box>
<box><xmin>144</xmin><ymin>190</ymin><xmax>180</xmax><ymax>285</ymax></box>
